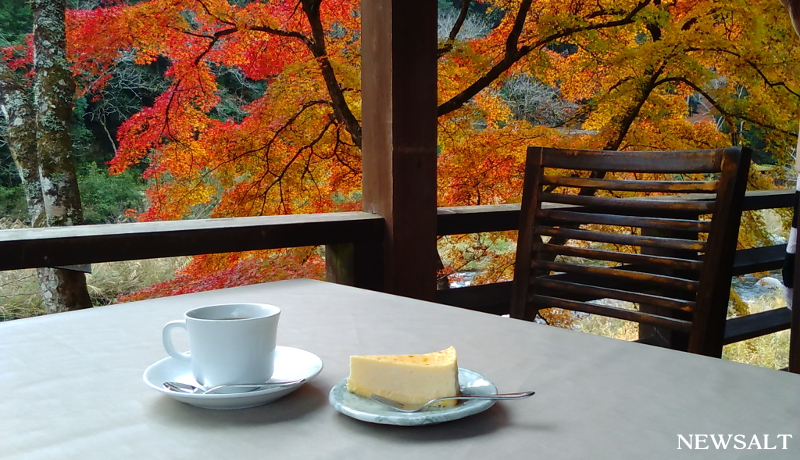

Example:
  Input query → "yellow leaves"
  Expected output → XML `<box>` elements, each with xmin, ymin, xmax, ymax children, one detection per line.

<box><xmin>472</xmin><ymin>92</ymin><xmax>514</xmax><ymax>129</ymax></box>
<box><xmin>154</xmin><ymin>178</ymin><xmax>216</xmax><ymax>215</ymax></box>
<box><xmin>530</xmin><ymin>0</ymin><xmax>800</xmax><ymax>161</ymax></box>
<box><xmin>438</xmin><ymin>48</ymin><xmax>494</xmax><ymax>105</ymax></box>
<box><xmin>176</xmin><ymin>63</ymin><xmax>364</xmax><ymax>217</ymax></box>
<box><xmin>139</xmin><ymin>178</ymin><xmax>213</xmax><ymax>221</ymax></box>
<box><xmin>195</xmin><ymin>0</ymin><xmax>236</xmax><ymax>22</ymax></box>
<box><xmin>625</xmin><ymin>117</ymin><xmax>730</xmax><ymax>152</ymax></box>
<box><xmin>437</xmin><ymin>109</ymin><xmax>558</xmax><ymax>207</ymax></box>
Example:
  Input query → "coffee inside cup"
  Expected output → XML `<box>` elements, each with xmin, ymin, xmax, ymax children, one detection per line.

<box><xmin>187</xmin><ymin>303</ymin><xmax>278</xmax><ymax>321</ymax></box>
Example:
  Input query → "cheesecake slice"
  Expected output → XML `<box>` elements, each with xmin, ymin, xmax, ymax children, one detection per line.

<box><xmin>347</xmin><ymin>346</ymin><xmax>460</xmax><ymax>407</ymax></box>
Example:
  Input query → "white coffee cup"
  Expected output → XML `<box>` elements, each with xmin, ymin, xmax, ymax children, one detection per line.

<box><xmin>162</xmin><ymin>303</ymin><xmax>280</xmax><ymax>387</ymax></box>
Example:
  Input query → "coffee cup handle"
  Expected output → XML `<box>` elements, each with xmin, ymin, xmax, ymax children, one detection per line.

<box><xmin>162</xmin><ymin>320</ymin><xmax>191</xmax><ymax>362</ymax></box>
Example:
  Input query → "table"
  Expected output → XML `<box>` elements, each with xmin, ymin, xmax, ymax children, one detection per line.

<box><xmin>2</xmin><ymin>279</ymin><xmax>798</xmax><ymax>459</ymax></box>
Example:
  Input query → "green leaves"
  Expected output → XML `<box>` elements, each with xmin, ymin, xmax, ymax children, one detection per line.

<box><xmin>0</xmin><ymin>0</ymin><xmax>32</xmax><ymax>46</ymax></box>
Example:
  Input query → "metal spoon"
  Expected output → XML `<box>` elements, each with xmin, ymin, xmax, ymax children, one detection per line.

<box><xmin>369</xmin><ymin>390</ymin><xmax>536</xmax><ymax>412</ymax></box>
<box><xmin>163</xmin><ymin>378</ymin><xmax>304</xmax><ymax>395</ymax></box>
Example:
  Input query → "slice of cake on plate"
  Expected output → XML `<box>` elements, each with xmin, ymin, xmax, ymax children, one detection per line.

<box><xmin>347</xmin><ymin>346</ymin><xmax>460</xmax><ymax>407</ymax></box>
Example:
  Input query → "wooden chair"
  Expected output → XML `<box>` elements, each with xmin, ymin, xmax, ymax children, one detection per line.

<box><xmin>510</xmin><ymin>146</ymin><xmax>751</xmax><ymax>357</ymax></box>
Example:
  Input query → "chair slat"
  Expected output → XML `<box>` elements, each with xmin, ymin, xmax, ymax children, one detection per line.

<box><xmin>541</xmin><ymin>176</ymin><xmax>718</xmax><ymax>193</ymax></box>
<box><xmin>535</xmin><ymin>147</ymin><xmax>724</xmax><ymax>173</ymax></box>
<box><xmin>533</xmin><ymin>277</ymin><xmax>696</xmax><ymax>311</ymax></box>
<box><xmin>532</xmin><ymin>260</ymin><xmax>700</xmax><ymax>292</ymax></box>
<box><xmin>538</xmin><ymin>244</ymin><xmax>703</xmax><ymax>272</ymax></box>
<box><xmin>527</xmin><ymin>294</ymin><xmax>694</xmax><ymax>331</ymax></box>
<box><xmin>541</xmin><ymin>193</ymin><xmax>716</xmax><ymax>214</ymax></box>
<box><xmin>537</xmin><ymin>226</ymin><xmax>707</xmax><ymax>252</ymax></box>
<box><xmin>538</xmin><ymin>209</ymin><xmax>711</xmax><ymax>233</ymax></box>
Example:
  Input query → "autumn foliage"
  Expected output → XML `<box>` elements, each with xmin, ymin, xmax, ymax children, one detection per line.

<box><xmin>5</xmin><ymin>0</ymin><xmax>800</xmax><ymax>304</ymax></box>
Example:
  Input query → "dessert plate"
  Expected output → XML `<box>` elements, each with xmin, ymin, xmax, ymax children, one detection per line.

<box><xmin>143</xmin><ymin>346</ymin><xmax>322</xmax><ymax>410</ymax></box>
<box><xmin>328</xmin><ymin>368</ymin><xmax>497</xmax><ymax>426</ymax></box>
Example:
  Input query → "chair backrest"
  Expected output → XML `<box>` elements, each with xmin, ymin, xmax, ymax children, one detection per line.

<box><xmin>510</xmin><ymin>147</ymin><xmax>751</xmax><ymax>356</ymax></box>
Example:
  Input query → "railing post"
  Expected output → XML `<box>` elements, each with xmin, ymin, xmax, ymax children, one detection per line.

<box><xmin>790</xmin><ymin>218</ymin><xmax>800</xmax><ymax>373</ymax></box>
<box><xmin>325</xmin><ymin>237</ymin><xmax>384</xmax><ymax>292</ymax></box>
<box><xmin>361</xmin><ymin>0</ymin><xmax>439</xmax><ymax>301</ymax></box>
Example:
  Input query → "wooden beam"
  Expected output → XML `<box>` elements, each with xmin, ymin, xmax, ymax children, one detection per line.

<box><xmin>435</xmin><ymin>281</ymin><xmax>513</xmax><ymax>315</ymax></box>
<box><xmin>723</xmin><ymin>307</ymin><xmax>792</xmax><ymax>345</ymax></box>
<box><xmin>437</xmin><ymin>204</ymin><xmax>521</xmax><ymax>235</ymax></box>
<box><xmin>0</xmin><ymin>212</ymin><xmax>384</xmax><ymax>271</ymax></box>
<box><xmin>732</xmin><ymin>244</ymin><xmax>787</xmax><ymax>275</ymax></box>
<box><xmin>2</xmin><ymin>196</ymin><xmax>791</xmax><ymax>279</ymax></box>
<box><xmin>436</xmin><ymin>190</ymin><xmax>794</xmax><ymax>236</ymax></box>
<box><xmin>741</xmin><ymin>189</ymin><xmax>794</xmax><ymax>210</ymax></box>
<box><xmin>361</xmin><ymin>0</ymin><xmax>439</xmax><ymax>300</ymax></box>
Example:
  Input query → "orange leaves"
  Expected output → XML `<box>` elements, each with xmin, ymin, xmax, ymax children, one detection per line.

<box><xmin>437</xmin><ymin>111</ymin><xmax>557</xmax><ymax>207</ymax></box>
<box><xmin>86</xmin><ymin>0</ymin><xmax>360</xmax><ymax>224</ymax></box>
<box><xmin>71</xmin><ymin>2</ymin><xmax>368</xmax><ymax>299</ymax></box>
<box><xmin>198</xmin><ymin>73</ymin><xmax>361</xmax><ymax>217</ymax></box>
<box><xmin>117</xmin><ymin>247</ymin><xmax>326</xmax><ymax>303</ymax></box>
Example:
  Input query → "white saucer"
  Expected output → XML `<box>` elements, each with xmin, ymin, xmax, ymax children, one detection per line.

<box><xmin>328</xmin><ymin>368</ymin><xmax>497</xmax><ymax>425</ymax></box>
<box><xmin>144</xmin><ymin>346</ymin><xmax>322</xmax><ymax>410</ymax></box>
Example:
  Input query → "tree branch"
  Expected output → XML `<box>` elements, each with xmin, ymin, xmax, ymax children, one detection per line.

<box><xmin>437</xmin><ymin>0</ymin><xmax>652</xmax><ymax>117</ymax></box>
<box><xmin>661</xmin><ymin>76</ymin><xmax>796</xmax><ymax>139</ymax></box>
<box><xmin>450</xmin><ymin>0</ymin><xmax>471</xmax><ymax>42</ymax></box>
<box><xmin>604</xmin><ymin>66</ymin><xmax>665</xmax><ymax>150</ymax></box>
<box><xmin>298</xmin><ymin>0</ymin><xmax>362</xmax><ymax>148</ymax></box>
<box><xmin>191</xmin><ymin>27</ymin><xmax>239</xmax><ymax>66</ymax></box>
<box><xmin>438</xmin><ymin>0</ymin><xmax>472</xmax><ymax>57</ymax></box>
<box><xmin>683</xmin><ymin>46</ymin><xmax>800</xmax><ymax>99</ymax></box>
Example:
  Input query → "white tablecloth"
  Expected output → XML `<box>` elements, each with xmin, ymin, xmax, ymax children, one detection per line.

<box><xmin>2</xmin><ymin>279</ymin><xmax>798</xmax><ymax>459</ymax></box>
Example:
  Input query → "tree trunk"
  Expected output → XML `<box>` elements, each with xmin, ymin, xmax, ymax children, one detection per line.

<box><xmin>32</xmin><ymin>0</ymin><xmax>91</xmax><ymax>312</ymax></box>
<box><xmin>0</xmin><ymin>63</ymin><xmax>73</xmax><ymax>315</ymax></box>
<box><xmin>0</xmin><ymin>64</ymin><xmax>45</xmax><ymax>225</ymax></box>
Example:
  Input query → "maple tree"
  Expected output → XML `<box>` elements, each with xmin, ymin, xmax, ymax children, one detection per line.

<box><xmin>4</xmin><ymin>0</ymin><xmax>799</xmax><ymax>306</ymax></box>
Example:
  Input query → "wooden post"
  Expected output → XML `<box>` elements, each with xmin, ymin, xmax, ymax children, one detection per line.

<box><xmin>325</xmin><ymin>238</ymin><xmax>384</xmax><ymax>292</ymax></box>
<box><xmin>360</xmin><ymin>0</ymin><xmax>439</xmax><ymax>300</ymax></box>
<box><xmin>790</xmin><ymin>225</ymin><xmax>800</xmax><ymax>373</ymax></box>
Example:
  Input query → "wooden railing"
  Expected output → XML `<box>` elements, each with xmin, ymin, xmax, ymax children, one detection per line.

<box><xmin>0</xmin><ymin>189</ymin><xmax>793</xmax><ymax>343</ymax></box>
<box><xmin>0</xmin><ymin>211</ymin><xmax>387</xmax><ymax>290</ymax></box>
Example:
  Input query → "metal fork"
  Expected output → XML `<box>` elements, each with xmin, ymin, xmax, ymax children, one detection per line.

<box><xmin>369</xmin><ymin>390</ymin><xmax>535</xmax><ymax>413</ymax></box>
